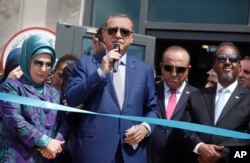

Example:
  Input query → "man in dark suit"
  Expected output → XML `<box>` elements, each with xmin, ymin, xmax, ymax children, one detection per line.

<box><xmin>181</xmin><ymin>42</ymin><xmax>250</xmax><ymax>163</ymax></box>
<box><xmin>147</xmin><ymin>45</ymin><xmax>198</xmax><ymax>163</ymax></box>
<box><xmin>66</xmin><ymin>14</ymin><xmax>159</xmax><ymax>163</ymax></box>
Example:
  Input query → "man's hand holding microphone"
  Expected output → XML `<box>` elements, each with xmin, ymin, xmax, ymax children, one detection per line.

<box><xmin>101</xmin><ymin>44</ymin><xmax>121</xmax><ymax>74</ymax></box>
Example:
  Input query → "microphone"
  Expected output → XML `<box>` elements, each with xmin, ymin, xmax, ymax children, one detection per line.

<box><xmin>113</xmin><ymin>44</ymin><xmax>120</xmax><ymax>72</ymax></box>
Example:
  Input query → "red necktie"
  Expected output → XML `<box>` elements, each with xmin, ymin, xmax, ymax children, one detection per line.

<box><xmin>166</xmin><ymin>89</ymin><xmax>177</xmax><ymax>119</ymax></box>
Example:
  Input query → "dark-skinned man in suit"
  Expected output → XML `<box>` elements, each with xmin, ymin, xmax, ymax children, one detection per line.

<box><xmin>181</xmin><ymin>42</ymin><xmax>250</xmax><ymax>163</ymax></box>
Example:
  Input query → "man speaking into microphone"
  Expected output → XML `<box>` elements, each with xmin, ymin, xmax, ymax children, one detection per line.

<box><xmin>66</xmin><ymin>13</ymin><xmax>159</xmax><ymax>163</ymax></box>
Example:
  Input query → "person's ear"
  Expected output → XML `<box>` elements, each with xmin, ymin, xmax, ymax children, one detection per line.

<box><xmin>159</xmin><ymin>62</ymin><xmax>163</xmax><ymax>69</ymax></box>
<box><xmin>92</xmin><ymin>37</ymin><xmax>98</xmax><ymax>45</ymax></box>
<box><xmin>187</xmin><ymin>65</ymin><xmax>192</xmax><ymax>72</ymax></box>
<box><xmin>160</xmin><ymin>62</ymin><xmax>164</xmax><ymax>75</ymax></box>
<box><xmin>130</xmin><ymin>33</ymin><xmax>135</xmax><ymax>43</ymax></box>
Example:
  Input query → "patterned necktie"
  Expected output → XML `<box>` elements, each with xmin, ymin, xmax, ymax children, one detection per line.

<box><xmin>166</xmin><ymin>89</ymin><xmax>177</xmax><ymax>119</ymax></box>
<box><xmin>214</xmin><ymin>88</ymin><xmax>228</xmax><ymax>124</ymax></box>
<box><xmin>113</xmin><ymin>65</ymin><xmax>124</xmax><ymax>109</ymax></box>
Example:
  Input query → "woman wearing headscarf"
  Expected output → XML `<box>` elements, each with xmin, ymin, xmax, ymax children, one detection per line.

<box><xmin>0</xmin><ymin>35</ymin><xmax>68</xmax><ymax>163</ymax></box>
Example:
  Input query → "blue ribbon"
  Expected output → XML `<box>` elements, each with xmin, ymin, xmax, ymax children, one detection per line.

<box><xmin>0</xmin><ymin>92</ymin><xmax>250</xmax><ymax>139</ymax></box>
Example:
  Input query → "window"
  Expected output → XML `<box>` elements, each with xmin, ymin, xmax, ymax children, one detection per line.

<box><xmin>89</xmin><ymin>0</ymin><xmax>141</xmax><ymax>32</ymax></box>
<box><xmin>148</xmin><ymin>0</ymin><xmax>250</xmax><ymax>25</ymax></box>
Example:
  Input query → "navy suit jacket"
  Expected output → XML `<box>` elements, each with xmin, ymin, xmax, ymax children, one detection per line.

<box><xmin>181</xmin><ymin>84</ymin><xmax>250</xmax><ymax>163</ymax></box>
<box><xmin>66</xmin><ymin>52</ymin><xmax>159</xmax><ymax>163</ymax></box>
<box><xmin>148</xmin><ymin>81</ymin><xmax>198</xmax><ymax>163</ymax></box>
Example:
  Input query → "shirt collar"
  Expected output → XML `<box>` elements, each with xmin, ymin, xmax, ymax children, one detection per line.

<box><xmin>216</xmin><ymin>80</ymin><xmax>238</xmax><ymax>93</ymax></box>
<box><xmin>119</xmin><ymin>53</ymin><xmax>127</xmax><ymax>65</ymax></box>
<box><xmin>164</xmin><ymin>81</ymin><xmax>187</xmax><ymax>94</ymax></box>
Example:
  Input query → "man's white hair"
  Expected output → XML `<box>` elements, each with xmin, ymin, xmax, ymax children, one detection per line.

<box><xmin>207</xmin><ymin>69</ymin><xmax>217</xmax><ymax>76</ymax></box>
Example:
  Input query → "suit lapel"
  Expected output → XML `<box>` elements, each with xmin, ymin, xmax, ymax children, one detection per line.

<box><xmin>124</xmin><ymin>56</ymin><xmax>136</xmax><ymax>108</ymax></box>
<box><xmin>93</xmin><ymin>52</ymin><xmax>118</xmax><ymax>105</ymax></box>
<box><xmin>156</xmin><ymin>82</ymin><xmax>166</xmax><ymax>119</ymax></box>
<box><xmin>204</xmin><ymin>86</ymin><xmax>217</xmax><ymax>125</ymax></box>
<box><xmin>108</xmin><ymin>73</ymin><xmax>118</xmax><ymax>105</ymax></box>
<box><xmin>216</xmin><ymin>85</ymin><xmax>245</xmax><ymax>125</ymax></box>
<box><xmin>171</xmin><ymin>85</ymin><xmax>191</xmax><ymax>119</ymax></box>
<box><xmin>92</xmin><ymin>51</ymin><xmax>105</xmax><ymax>71</ymax></box>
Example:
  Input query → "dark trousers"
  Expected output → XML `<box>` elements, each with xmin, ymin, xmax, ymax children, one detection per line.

<box><xmin>111</xmin><ymin>142</ymin><xmax>124</xmax><ymax>163</ymax></box>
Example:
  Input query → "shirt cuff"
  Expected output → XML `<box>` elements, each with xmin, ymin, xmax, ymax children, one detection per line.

<box><xmin>193</xmin><ymin>142</ymin><xmax>204</xmax><ymax>154</ymax></box>
<box><xmin>36</xmin><ymin>135</ymin><xmax>51</xmax><ymax>148</ymax></box>
<box><xmin>141</xmin><ymin>122</ymin><xmax>151</xmax><ymax>137</ymax></box>
<box><xmin>97</xmin><ymin>68</ymin><xmax>107</xmax><ymax>80</ymax></box>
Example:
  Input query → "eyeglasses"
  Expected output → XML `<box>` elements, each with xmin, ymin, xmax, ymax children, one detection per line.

<box><xmin>164</xmin><ymin>65</ymin><xmax>188</xmax><ymax>73</ymax></box>
<box><xmin>106</xmin><ymin>27</ymin><xmax>133</xmax><ymax>37</ymax></box>
<box><xmin>33</xmin><ymin>60</ymin><xmax>52</xmax><ymax>69</ymax></box>
<box><xmin>216</xmin><ymin>55</ymin><xmax>239</xmax><ymax>63</ymax></box>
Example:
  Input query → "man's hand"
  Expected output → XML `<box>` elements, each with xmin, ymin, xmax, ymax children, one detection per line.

<box><xmin>101</xmin><ymin>49</ymin><xmax>121</xmax><ymax>74</ymax></box>
<box><xmin>124</xmin><ymin>124</ymin><xmax>148</xmax><ymax>145</ymax></box>
<box><xmin>198</xmin><ymin>143</ymin><xmax>224</xmax><ymax>163</ymax></box>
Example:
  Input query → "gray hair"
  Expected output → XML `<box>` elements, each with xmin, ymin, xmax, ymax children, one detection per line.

<box><xmin>207</xmin><ymin>69</ymin><xmax>217</xmax><ymax>76</ymax></box>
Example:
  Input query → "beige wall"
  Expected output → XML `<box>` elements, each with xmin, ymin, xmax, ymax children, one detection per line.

<box><xmin>0</xmin><ymin>0</ymin><xmax>83</xmax><ymax>73</ymax></box>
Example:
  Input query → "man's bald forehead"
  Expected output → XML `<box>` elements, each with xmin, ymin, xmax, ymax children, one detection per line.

<box><xmin>163</xmin><ymin>45</ymin><xmax>190</xmax><ymax>63</ymax></box>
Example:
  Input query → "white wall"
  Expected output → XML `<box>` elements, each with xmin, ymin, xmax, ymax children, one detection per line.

<box><xmin>20</xmin><ymin>0</ymin><xmax>47</xmax><ymax>28</ymax></box>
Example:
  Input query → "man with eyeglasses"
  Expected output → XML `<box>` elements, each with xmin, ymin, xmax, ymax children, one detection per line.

<box><xmin>147</xmin><ymin>45</ymin><xmax>198</xmax><ymax>163</ymax></box>
<box><xmin>92</xmin><ymin>24</ymin><xmax>106</xmax><ymax>55</ymax></box>
<box><xmin>66</xmin><ymin>14</ymin><xmax>159</xmax><ymax>163</ymax></box>
<box><xmin>181</xmin><ymin>42</ymin><xmax>250</xmax><ymax>163</ymax></box>
<box><xmin>238</xmin><ymin>56</ymin><xmax>250</xmax><ymax>89</ymax></box>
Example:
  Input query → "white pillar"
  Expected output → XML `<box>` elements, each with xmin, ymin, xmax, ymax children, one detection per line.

<box><xmin>79</xmin><ymin>0</ymin><xmax>85</xmax><ymax>25</ymax></box>
<box><xmin>20</xmin><ymin>0</ymin><xmax>48</xmax><ymax>28</ymax></box>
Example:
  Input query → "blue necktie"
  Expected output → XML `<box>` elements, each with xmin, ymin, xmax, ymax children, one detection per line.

<box><xmin>214</xmin><ymin>88</ymin><xmax>228</xmax><ymax>124</ymax></box>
